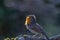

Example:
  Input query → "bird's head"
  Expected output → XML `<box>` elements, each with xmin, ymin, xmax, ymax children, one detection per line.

<box><xmin>25</xmin><ymin>15</ymin><xmax>36</xmax><ymax>25</ymax></box>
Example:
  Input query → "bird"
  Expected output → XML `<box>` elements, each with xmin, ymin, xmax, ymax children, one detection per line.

<box><xmin>24</xmin><ymin>15</ymin><xmax>50</xmax><ymax>40</ymax></box>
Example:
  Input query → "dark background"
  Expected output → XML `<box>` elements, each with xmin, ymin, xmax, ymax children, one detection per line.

<box><xmin>0</xmin><ymin>0</ymin><xmax>60</xmax><ymax>39</ymax></box>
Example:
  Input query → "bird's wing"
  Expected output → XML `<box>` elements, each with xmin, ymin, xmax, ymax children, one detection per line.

<box><xmin>35</xmin><ymin>23</ymin><xmax>44</xmax><ymax>33</ymax></box>
<box><xmin>30</xmin><ymin>23</ymin><xmax>43</xmax><ymax>33</ymax></box>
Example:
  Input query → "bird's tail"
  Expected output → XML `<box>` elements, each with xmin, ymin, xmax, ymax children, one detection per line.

<box><xmin>42</xmin><ymin>32</ymin><xmax>50</xmax><ymax>40</ymax></box>
<box><xmin>44</xmin><ymin>34</ymin><xmax>50</xmax><ymax>40</ymax></box>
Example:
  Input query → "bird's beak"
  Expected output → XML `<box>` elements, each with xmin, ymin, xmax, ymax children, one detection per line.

<box><xmin>25</xmin><ymin>16</ymin><xmax>31</xmax><ymax>25</ymax></box>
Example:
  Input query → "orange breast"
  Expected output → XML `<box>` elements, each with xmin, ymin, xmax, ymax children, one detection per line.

<box><xmin>25</xmin><ymin>16</ymin><xmax>31</xmax><ymax>25</ymax></box>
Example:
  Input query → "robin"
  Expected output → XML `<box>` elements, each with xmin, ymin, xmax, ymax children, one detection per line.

<box><xmin>25</xmin><ymin>15</ymin><xmax>49</xmax><ymax>40</ymax></box>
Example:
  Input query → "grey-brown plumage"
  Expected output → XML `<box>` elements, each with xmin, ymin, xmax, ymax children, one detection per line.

<box><xmin>25</xmin><ymin>15</ymin><xmax>49</xmax><ymax>40</ymax></box>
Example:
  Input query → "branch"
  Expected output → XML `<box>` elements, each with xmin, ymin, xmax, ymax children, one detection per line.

<box><xmin>16</xmin><ymin>34</ymin><xmax>60</xmax><ymax>40</ymax></box>
<box><xmin>50</xmin><ymin>34</ymin><xmax>60</xmax><ymax>40</ymax></box>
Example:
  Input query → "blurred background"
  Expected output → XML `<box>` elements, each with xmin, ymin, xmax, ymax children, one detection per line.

<box><xmin>0</xmin><ymin>0</ymin><xmax>60</xmax><ymax>39</ymax></box>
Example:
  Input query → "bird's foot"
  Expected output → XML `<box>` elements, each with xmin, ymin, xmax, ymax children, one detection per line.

<box><xmin>32</xmin><ymin>35</ymin><xmax>36</xmax><ymax>37</ymax></box>
<box><xmin>32</xmin><ymin>34</ymin><xmax>39</xmax><ymax>38</ymax></box>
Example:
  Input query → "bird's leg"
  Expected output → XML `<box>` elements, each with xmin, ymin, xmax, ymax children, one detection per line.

<box><xmin>39</xmin><ymin>33</ymin><xmax>44</xmax><ymax>38</ymax></box>
<box><xmin>32</xmin><ymin>34</ymin><xmax>38</xmax><ymax>37</ymax></box>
